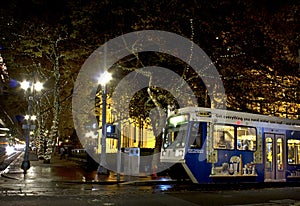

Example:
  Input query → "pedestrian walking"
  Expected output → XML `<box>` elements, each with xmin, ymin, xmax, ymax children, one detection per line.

<box><xmin>60</xmin><ymin>147</ymin><xmax>65</xmax><ymax>160</ymax></box>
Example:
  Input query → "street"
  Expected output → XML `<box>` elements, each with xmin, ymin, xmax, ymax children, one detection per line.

<box><xmin>1</xmin><ymin>181</ymin><xmax>300</xmax><ymax>206</ymax></box>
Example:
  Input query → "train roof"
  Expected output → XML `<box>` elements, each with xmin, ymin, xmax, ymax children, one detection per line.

<box><xmin>170</xmin><ymin>107</ymin><xmax>300</xmax><ymax>131</ymax></box>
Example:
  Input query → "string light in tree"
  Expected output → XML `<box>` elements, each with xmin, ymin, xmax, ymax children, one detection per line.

<box><xmin>187</xmin><ymin>18</ymin><xmax>195</xmax><ymax>66</ymax></box>
<box><xmin>183</xmin><ymin>18</ymin><xmax>195</xmax><ymax>81</ymax></box>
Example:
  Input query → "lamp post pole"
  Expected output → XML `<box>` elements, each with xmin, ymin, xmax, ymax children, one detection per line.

<box><xmin>97</xmin><ymin>84</ymin><xmax>108</xmax><ymax>174</ymax></box>
<box><xmin>21</xmin><ymin>95</ymin><xmax>33</xmax><ymax>174</ymax></box>
<box><xmin>97</xmin><ymin>71</ymin><xmax>112</xmax><ymax>175</ymax></box>
<box><xmin>20</xmin><ymin>79</ymin><xmax>43</xmax><ymax>174</ymax></box>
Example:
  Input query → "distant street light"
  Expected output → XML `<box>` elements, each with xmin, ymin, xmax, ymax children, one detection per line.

<box><xmin>97</xmin><ymin>71</ymin><xmax>112</xmax><ymax>175</ymax></box>
<box><xmin>20</xmin><ymin>80</ymin><xmax>30</xmax><ymax>90</ymax></box>
<box><xmin>20</xmin><ymin>79</ymin><xmax>43</xmax><ymax>174</ymax></box>
<box><xmin>34</xmin><ymin>81</ymin><xmax>43</xmax><ymax>92</ymax></box>
<box><xmin>24</xmin><ymin>114</ymin><xmax>37</xmax><ymax>121</ymax></box>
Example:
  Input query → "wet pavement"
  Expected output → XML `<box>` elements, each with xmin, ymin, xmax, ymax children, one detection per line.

<box><xmin>0</xmin><ymin>151</ymin><xmax>181</xmax><ymax>206</ymax></box>
<box><xmin>0</xmin><ymin>151</ymin><xmax>166</xmax><ymax>187</ymax></box>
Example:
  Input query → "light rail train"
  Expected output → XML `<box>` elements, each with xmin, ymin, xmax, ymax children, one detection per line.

<box><xmin>160</xmin><ymin>107</ymin><xmax>300</xmax><ymax>184</ymax></box>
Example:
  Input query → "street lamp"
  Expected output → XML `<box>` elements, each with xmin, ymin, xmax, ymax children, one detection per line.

<box><xmin>20</xmin><ymin>80</ymin><xmax>43</xmax><ymax>174</ymax></box>
<box><xmin>97</xmin><ymin>71</ymin><xmax>112</xmax><ymax>175</ymax></box>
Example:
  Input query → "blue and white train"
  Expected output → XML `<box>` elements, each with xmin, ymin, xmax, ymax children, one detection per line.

<box><xmin>160</xmin><ymin>107</ymin><xmax>300</xmax><ymax>184</ymax></box>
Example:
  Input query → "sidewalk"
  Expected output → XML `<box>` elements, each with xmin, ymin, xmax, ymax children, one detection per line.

<box><xmin>1</xmin><ymin>151</ymin><xmax>174</xmax><ymax>185</ymax></box>
<box><xmin>1</xmin><ymin>151</ymin><xmax>113</xmax><ymax>183</ymax></box>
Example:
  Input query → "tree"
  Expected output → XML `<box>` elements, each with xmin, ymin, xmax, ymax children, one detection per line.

<box><xmin>0</xmin><ymin>0</ymin><xmax>299</xmax><ymax>166</ymax></box>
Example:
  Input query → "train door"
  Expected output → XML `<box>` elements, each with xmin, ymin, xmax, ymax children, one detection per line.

<box><xmin>264</xmin><ymin>133</ymin><xmax>286</xmax><ymax>182</ymax></box>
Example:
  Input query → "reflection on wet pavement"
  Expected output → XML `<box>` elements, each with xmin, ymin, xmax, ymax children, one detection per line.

<box><xmin>0</xmin><ymin>152</ymin><xmax>165</xmax><ymax>197</ymax></box>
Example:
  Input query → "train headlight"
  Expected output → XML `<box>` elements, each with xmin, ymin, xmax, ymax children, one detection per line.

<box><xmin>176</xmin><ymin>142</ymin><xmax>185</xmax><ymax>147</ymax></box>
<box><xmin>175</xmin><ymin>150</ymin><xmax>184</xmax><ymax>157</ymax></box>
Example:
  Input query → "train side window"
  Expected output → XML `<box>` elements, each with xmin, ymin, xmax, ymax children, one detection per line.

<box><xmin>189</xmin><ymin>122</ymin><xmax>202</xmax><ymax>148</ymax></box>
<box><xmin>213</xmin><ymin>125</ymin><xmax>234</xmax><ymax>150</ymax></box>
<box><xmin>287</xmin><ymin>139</ymin><xmax>300</xmax><ymax>164</ymax></box>
<box><xmin>237</xmin><ymin>126</ymin><xmax>257</xmax><ymax>151</ymax></box>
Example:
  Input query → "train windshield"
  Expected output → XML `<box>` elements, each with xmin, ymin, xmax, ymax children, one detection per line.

<box><xmin>163</xmin><ymin>114</ymin><xmax>189</xmax><ymax>149</ymax></box>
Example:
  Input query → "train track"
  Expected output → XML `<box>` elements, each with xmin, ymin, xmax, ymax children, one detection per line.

<box><xmin>0</xmin><ymin>151</ymin><xmax>22</xmax><ymax>172</ymax></box>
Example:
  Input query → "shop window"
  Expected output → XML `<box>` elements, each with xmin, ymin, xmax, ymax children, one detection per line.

<box><xmin>213</xmin><ymin>125</ymin><xmax>234</xmax><ymax>150</ymax></box>
<box><xmin>287</xmin><ymin>139</ymin><xmax>300</xmax><ymax>165</ymax></box>
<box><xmin>237</xmin><ymin>126</ymin><xmax>257</xmax><ymax>151</ymax></box>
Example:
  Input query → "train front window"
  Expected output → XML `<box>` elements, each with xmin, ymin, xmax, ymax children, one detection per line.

<box><xmin>163</xmin><ymin>114</ymin><xmax>189</xmax><ymax>149</ymax></box>
<box><xmin>287</xmin><ymin>139</ymin><xmax>300</xmax><ymax>165</ymax></box>
<box><xmin>163</xmin><ymin>124</ymin><xmax>188</xmax><ymax>149</ymax></box>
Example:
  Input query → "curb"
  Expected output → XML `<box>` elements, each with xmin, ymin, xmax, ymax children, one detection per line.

<box><xmin>119</xmin><ymin>179</ymin><xmax>177</xmax><ymax>186</ymax></box>
<box><xmin>1</xmin><ymin>173</ymin><xmax>21</xmax><ymax>180</ymax></box>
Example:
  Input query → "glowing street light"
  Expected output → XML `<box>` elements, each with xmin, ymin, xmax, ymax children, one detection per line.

<box><xmin>25</xmin><ymin>114</ymin><xmax>37</xmax><ymax>121</ymax></box>
<box><xmin>98</xmin><ymin>71</ymin><xmax>112</xmax><ymax>86</ymax></box>
<box><xmin>20</xmin><ymin>80</ymin><xmax>44</xmax><ymax>92</ymax></box>
<box><xmin>20</xmin><ymin>80</ymin><xmax>30</xmax><ymax>90</ymax></box>
<box><xmin>34</xmin><ymin>81</ymin><xmax>44</xmax><ymax>92</ymax></box>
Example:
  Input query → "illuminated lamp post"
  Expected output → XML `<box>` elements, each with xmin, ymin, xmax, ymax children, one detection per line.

<box><xmin>20</xmin><ymin>80</ymin><xmax>43</xmax><ymax>174</ymax></box>
<box><xmin>97</xmin><ymin>71</ymin><xmax>112</xmax><ymax>175</ymax></box>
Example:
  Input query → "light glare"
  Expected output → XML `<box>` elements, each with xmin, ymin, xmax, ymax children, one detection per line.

<box><xmin>31</xmin><ymin>115</ymin><xmax>37</xmax><ymax>121</ymax></box>
<box><xmin>98</xmin><ymin>71</ymin><xmax>112</xmax><ymax>86</ymax></box>
<box><xmin>34</xmin><ymin>81</ymin><xmax>43</xmax><ymax>91</ymax></box>
<box><xmin>20</xmin><ymin>81</ymin><xmax>30</xmax><ymax>90</ymax></box>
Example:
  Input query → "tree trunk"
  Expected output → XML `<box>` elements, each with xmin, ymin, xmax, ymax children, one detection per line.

<box><xmin>44</xmin><ymin>42</ymin><xmax>61</xmax><ymax>162</ymax></box>
<box><xmin>147</xmin><ymin>87</ymin><xmax>166</xmax><ymax>175</ymax></box>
